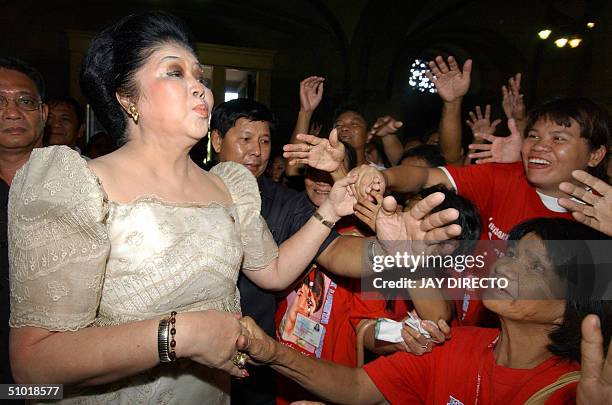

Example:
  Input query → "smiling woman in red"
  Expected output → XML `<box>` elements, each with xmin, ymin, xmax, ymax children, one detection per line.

<box><xmin>344</xmin><ymin>97</ymin><xmax>610</xmax><ymax>326</ymax></box>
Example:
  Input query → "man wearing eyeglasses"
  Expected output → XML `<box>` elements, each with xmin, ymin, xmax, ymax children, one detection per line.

<box><xmin>0</xmin><ymin>56</ymin><xmax>47</xmax><ymax>386</ymax></box>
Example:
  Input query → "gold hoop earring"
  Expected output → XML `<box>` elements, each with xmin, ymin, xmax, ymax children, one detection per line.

<box><xmin>128</xmin><ymin>104</ymin><xmax>139</xmax><ymax>124</ymax></box>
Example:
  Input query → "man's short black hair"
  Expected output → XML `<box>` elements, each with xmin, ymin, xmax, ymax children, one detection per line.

<box><xmin>332</xmin><ymin>102</ymin><xmax>367</xmax><ymax>125</ymax></box>
<box><xmin>48</xmin><ymin>96</ymin><xmax>85</xmax><ymax>126</ymax></box>
<box><xmin>0</xmin><ymin>56</ymin><xmax>45</xmax><ymax>101</ymax></box>
<box><xmin>210</xmin><ymin>98</ymin><xmax>275</xmax><ymax>139</ymax></box>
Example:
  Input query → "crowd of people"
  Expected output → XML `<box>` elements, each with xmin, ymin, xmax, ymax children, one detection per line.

<box><xmin>1</xmin><ymin>10</ymin><xmax>611</xmax><ymax>405</ymax></box>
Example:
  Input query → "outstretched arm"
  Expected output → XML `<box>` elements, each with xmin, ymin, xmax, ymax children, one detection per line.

<box><xmin>239</xmin><ymin>317</ymin><xmax>385</xmax><ymax>405</ymax></box>
<box><xmin>428</xmin><ymin>56</ymin><xmax>472</xmax><ymax>166</ymax></box>
<box><xmin>320</xmin><ymin>192</ymin><xmax>462</xmax><ymax>279</ymax></box>
<box><xmin>10</xmin><ymin>310</ymin><xmax>248</xmax><ymax>385</ymax></box>
<box><xmin>369</xmin><ymin>116</ymin><xmax>404</xmax><ymax>165</ymax></box>
<box><xmin>286</xmin><ymin>76</ymin><xmax>325</xmax><ymax>176</ymax></box>
<box><xmin>364</xmin><ymin>318</ymin><xmax>451</xmax><ymax>356</ymax></box>
<box><xmin>351</xmin><ymin>164</ymin><xmax>452</xmax><ymax>197</ymax></box>
<box><xmin>244</xmin><ymin>175</ymin><xmax>358</xmax><ymax>290</ymax></box>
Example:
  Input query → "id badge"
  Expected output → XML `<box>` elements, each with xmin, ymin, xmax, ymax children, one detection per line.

<box><xmin>294</xmin><ymin>313</ymin><xmax>324</xmax><ymax>347</ymax></box>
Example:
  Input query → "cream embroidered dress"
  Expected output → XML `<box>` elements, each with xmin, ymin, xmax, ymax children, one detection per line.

<box><xmin>7</xmin><ymin>146</ymin><xmax>278</xmax><ymax>404</ymax></box>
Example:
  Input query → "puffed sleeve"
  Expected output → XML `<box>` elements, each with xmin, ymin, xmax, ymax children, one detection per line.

<box><xmin>210</xmin><ymin>162</ymin><xmax>278</xmax><ymax>271</ymax></box>
<box><xmin>8</xmin><ymin>146</ymin><xmax>110</xmax><ymax>331</ymax></box>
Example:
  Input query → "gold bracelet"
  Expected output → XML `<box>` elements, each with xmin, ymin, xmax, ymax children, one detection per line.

<box><xmin>313</xmin><ymin>211</ymin><xmax>335</xmax><ymax>229</ymax></box>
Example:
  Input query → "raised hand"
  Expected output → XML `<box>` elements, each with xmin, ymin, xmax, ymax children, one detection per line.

<box><xmin>354</xmin><ymin>191</ymin><xmax>384</xmax><ymax>232</ymax></box>
<box><xmin>283</xmin><ymin>128</ymin><xmax>345</xmax><ymax>173</ymax></box>
<box><xmin>370</xmin><ymin>115</ymin><xmax>403</xmax><ymax>138</ymax></box>
<box><xmin>466</xmin><ymin>104</ymin><xmax>501</xmax><ymax>137</ymax></box>
<box><xmin>467</xmin><ymin>118</ymin><xmax>523</xmax><ymax>164</ymax></box>
<box><xmin>558</xmin><ymin>170</ymin><xmax>612</xmax><ymax>237</ymax></box>
<box><xmin>348</xmin><ymin>164</ymin><xmax>386</xmax><ymax>201</ymax></box>
<box><xmin>401</xmin><ymin>191</ymin><xmax>462</xmax><ymax>244</ymax></box>
<box><xmin>325</xmin><ymin>175</ymin><xmax>358</xmax><ymax>217</ymax></box>
<box><xmin>299</xmin><ymin>76</ymin><xmax>325</xmax><ymax>113</ymax></box>
<box><xmin>374</xmin><ymin>196</ymin><xmax>407</xmax><ymax>243</ymax></box>
<box><xmin>427</xmin><ymin>56</ymin><xmax>472</xmax><ymax>103</ymax></box>
<box><xmin>577</xmin><ymin>315</ymin><xmax>612</xmax><ymax>404</ymax></box>
<box><xmin>501</xmin><ymin>73</ymin><xmax>526</xmax><ymax>122</ymax></box>
<box><xmin>375</xmin><ymin>192</ymin><xmax>462</xmax><ymax>257</ymax></box>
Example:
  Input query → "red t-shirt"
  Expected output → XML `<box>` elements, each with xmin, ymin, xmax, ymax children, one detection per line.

<box><xmin>275</xmin><ymin>265</ymin><xmax>389</xmax><ymax>404</ymax></box>
<box><xmin>443</xmin><ymin>163</ymin><xmax>574</xmax><ymax>326</ymax></box>
<box><xmin>364</xmin><ymin>327</ymin><xmax>579</xmax><ymax>405</ymax></box>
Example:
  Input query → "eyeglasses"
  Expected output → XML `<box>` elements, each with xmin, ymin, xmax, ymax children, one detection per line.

<box><xmin>0</xmin><ymin>94</ymin><xmax>42</xmax><ymax>111</ymax></box>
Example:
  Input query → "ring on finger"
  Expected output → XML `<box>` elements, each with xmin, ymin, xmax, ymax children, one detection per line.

<box><xmin>232</xmin><ymin>351</ymin><xmax>249</xmax><ymax>369</ymax></box>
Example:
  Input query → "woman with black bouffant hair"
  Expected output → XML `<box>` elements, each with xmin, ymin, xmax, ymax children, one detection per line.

<box><xmin>239</xmin><ymin>218</ymin><xmax>612</xmax><ymax>404</ymax></box>
<box><xmin>6</xmin><ymin>11</ymin><xmax>362</xmax><ymax>404</ymax></box>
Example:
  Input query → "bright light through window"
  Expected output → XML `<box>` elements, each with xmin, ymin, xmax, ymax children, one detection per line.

<box><xmin>224</xmin><ymin>92</ymin><xmax>239</xmax><ymax>102</ymax></box>
<box><xmin>409</xmin><ymin>59</ymin><xmax>436</xmax><ymax>94</ymax></box>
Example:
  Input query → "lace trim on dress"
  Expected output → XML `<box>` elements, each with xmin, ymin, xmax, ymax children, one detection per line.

<box><xmin>8</xmin><ymin>146</ymin><xmax>111</xmax><ymax>331</ymax></box>
<box><xmin>210</xmin><ymin>162</ymin><xmax>278</xmax><ymax>271</ymax></box>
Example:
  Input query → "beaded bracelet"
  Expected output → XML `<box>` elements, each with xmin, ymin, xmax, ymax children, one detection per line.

<box><xmin>158</xmin><ymin>311</ymin><xmax>178</xmax><ymax>363</ymax></box>
<box><xmin>169</xmin><ymin>311</ymin><xmax>177</xmax><ymax>361</ymax></box>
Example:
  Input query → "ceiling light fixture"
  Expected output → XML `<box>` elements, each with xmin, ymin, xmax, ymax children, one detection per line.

<box><xmin>568</xmin><ymin>38</ymin><xmax>582</xmax><ymax>48</ymax></box>
<box><xmin>538</xmin><ymin>29</ymin><xmax>552</xmax><ymax>39</ymax></box>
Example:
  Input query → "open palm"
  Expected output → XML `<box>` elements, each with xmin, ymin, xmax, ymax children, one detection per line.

<box><xmin>467</xmin><ymin>104</ymin><xmax>501</xmax><ymax>136</ymax></box>
<box><xmin>299</xmin><ymin>76</ymin><xmax>324</xmax><ymax>112</ymax></box>
<box><xmin>559</xmin><ymin>170</ymin><xmax>612</xmax><ymax>237</ymax></box>
<box><xmin>283</xmin><ymin>129</ymin><xmax>345</xmax><ymax>173</ymax></box>
<box><xmin>428</xmin><ymin>56</ymin><xmax>472</xmax><ymax>103</ymax></box>
<box><xmin>327</xmin><ymin>175</ymin><xmax>358</xmax><ymax>217</ymax></box>
<box><xmin>375</xmin><ymin>193</ymin><xmax>462</xmax><ymax>256</ymax></box>
<box><xmin>468</xmin><ymin>118</ymin><xmax>522</xmax><ymax>164</ymax></box>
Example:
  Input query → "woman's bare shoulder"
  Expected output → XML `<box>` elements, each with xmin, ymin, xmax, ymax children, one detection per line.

<box><xmin>86</xmin><ymin>150</ymin><xmax>121</xmax><ymax>178</ymax></box>
<box><xmin>192</xmin><ymin>163</ymin><xmax>233</xmax><ymax>205</ymax></box>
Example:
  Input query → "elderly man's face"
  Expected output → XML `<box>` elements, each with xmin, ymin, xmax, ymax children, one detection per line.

<box><xmin>0</xmin><ymin>68</ymin><xmax>47</xmax><ymax>152</ymax></box>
